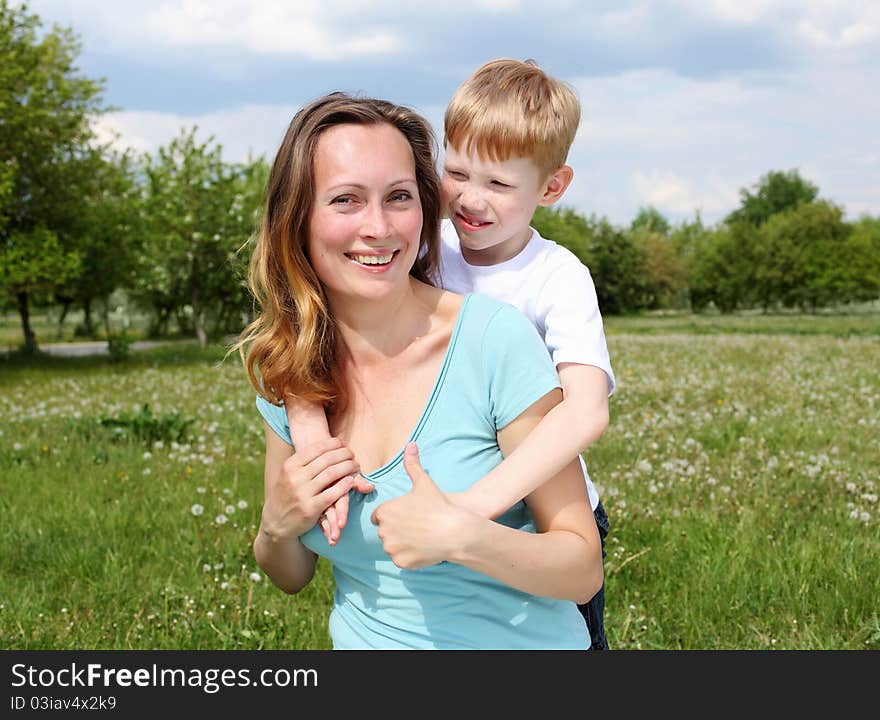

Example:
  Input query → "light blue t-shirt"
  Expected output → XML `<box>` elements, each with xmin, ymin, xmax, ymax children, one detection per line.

<box><xmin>256</xmin><ymin>293</ymin><xmax>590</xmax><ymax>650</ymax></box>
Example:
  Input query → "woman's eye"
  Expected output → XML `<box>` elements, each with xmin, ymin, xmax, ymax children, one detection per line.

<box><xmin>331</xmin><ymin>196</ymin><xmax>353</xmax><ymax>205</ymax></box>
<box><xmin>389</xmin><ymin>191</ymin><xmax>412</xmax><ymax>202</ymax></box>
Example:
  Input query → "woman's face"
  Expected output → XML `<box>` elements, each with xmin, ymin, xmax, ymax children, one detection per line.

<box><xmin>307</xmin><ymin>122</ymin><xmax>423</xmax><ymax>304</ymax></box>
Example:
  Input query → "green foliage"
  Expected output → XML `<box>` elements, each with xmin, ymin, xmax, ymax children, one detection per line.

<box><xmin>106</xmin><ymin>331</ymin><xmax>132</xmax><ymax>363</ymax></box>
<box><xmin>841</xmin><ymin>216</ymin><xmax>880</xmax><ymax>303</ymax></box>
<box><xmin>98</xmin><ymin>403</ymin><xmax>194</xmax><ymax>445</ymax></box>
<box><xmin>725</xmin><ymin>169</ymin><xmax>819</xmax><ymax>227</ymax></box>
<box><xmin>0</xmin><ymin>227</ymin><xmax>82</xmax><ymax>293</ymax></box>
<box><xmin>630</xmin><ymin>227</ymin><xmax>688</xmax><ymax>309</ymax></box>
<box><xmin>754</xmin><ymin>201</ymin><xmax>851</xmax><ymax>310</ymax></box>
<box><xmin>631</xmin><ymin>206</ymin><xmax>671</xmax><ymax>235</ymax></box>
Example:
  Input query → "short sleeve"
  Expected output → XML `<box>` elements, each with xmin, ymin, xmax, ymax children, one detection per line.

<box><xmin>255</xmin><ymin>395</ymin><xmax>292</xmax><ymax>446</ymax></box>
<box><xmin>538</xmin><ymin>261</ymin><xmax>616</xmax><ymax>396</ymax></box>
<box><xmin>482</xmin><ymin>303</ymin><xmax>562</xmax><ymax>430</ymax></box>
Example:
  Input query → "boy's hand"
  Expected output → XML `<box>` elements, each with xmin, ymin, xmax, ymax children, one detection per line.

<box><xmin>319</xmin><ymin>473</ymin><xmax>375</xmax><ymax>546</ymax></box>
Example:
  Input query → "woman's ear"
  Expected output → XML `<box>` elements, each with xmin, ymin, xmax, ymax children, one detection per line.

<box><xmin>538</xmin><ymin>165</ymin><xmax>574</xmax><ymax>207</ymax></box>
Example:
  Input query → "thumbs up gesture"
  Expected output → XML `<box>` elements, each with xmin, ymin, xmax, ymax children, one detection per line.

<box><xmin>371</xmin><ymin>442</ymin><xmax>474</xmax><ymax>570</ymax></box>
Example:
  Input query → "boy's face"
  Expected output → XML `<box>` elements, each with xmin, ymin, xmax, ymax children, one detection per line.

<box><xmin>441</xmin><ymin>142</ymin><xmax>551</xmax><ymax>265</ymax></box>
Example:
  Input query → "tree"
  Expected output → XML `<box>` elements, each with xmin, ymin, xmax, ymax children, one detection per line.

<box><xmin>134</xmin><ymin>129</ymin><xmax>266</xmax><ymax>345</ymax></box>
<box><xmin>841</xmin><ymin>216</ymin><xmax>880</xmax><ymax>303</ymax></box>
<box><xmin>687</xmin><ymin>222</ymin><xmax>759</xmax><ymax>313</ymax></box>
<box><xmin>756</xmin><ymin>201</ymin><xmax>857</xmax><ymax>310</ymax></box>
<box><xmin>725</xmin><ymin>169</ymin><xmax>819</xmax><ymax>227</ymax></box>
<box><xmin>54</xmin><ymin>148</ymin><xmax>141</xmax><ymax>337</ymax></box>
<box><xmin>631</xmin><ymin>206</ymin><xmax>671</xmax><ymax>235</ymax></box>
<box><xmin>0</xmin><ymin>1</ymin><xmax>107</xmax><ymax>351</ymax></box>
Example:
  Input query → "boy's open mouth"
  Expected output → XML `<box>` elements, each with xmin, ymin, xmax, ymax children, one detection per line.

<box><xmin>344</xmin><ymin>251</ymin><xmax>398</xmax><ymax>267</ymax></box>
<box><xmin>456</xmin><ymin>212</ymin><xmax>492</xmax><ymax>231</ymax></box>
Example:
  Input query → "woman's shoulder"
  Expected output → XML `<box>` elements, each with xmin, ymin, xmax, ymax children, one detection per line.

<box><xmin>460</xmin><ymin>292</ymin><xmax>530</xmax><ymax>331</ymax></box>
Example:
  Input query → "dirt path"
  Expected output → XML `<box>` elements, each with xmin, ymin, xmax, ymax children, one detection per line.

<box><xmin>5</xmin><ymin>340</ymin><xmax>195</xmax><ymax>357</ymax></box>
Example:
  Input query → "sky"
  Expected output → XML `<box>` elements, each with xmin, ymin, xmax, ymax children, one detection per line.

<box><xmin>25</xmin><ymin>0</ymin><xmax>880</xmax><ymax>227</ymax></box>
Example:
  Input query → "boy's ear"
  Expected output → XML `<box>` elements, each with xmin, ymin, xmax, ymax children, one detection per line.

<box><xmin>538</xmin><ymin>165</ymin><xmax>574</xmax><ymax>207</ymax></box>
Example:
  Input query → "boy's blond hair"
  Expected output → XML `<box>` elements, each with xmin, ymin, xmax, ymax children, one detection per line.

<box><xmin>444</xmin><ymin>58</ymin><xmax>580</xmax><ymax>177</ymax></box>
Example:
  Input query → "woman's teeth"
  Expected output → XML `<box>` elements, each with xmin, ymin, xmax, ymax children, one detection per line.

<box><xmin>350</xmin><ymin>253</ymin><xmax>394</xmax><ymax>265</ymax></box>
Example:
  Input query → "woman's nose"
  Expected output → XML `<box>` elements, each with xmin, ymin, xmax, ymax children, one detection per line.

<box><xmin>360</xmin><ymin>204</ymin><xmax>391</xmax><ymax>239</ymax></box>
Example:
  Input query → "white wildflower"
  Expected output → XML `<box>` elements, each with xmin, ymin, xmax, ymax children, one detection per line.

<box><xmin>191</xmin><ymin>504</ymin><xmax>204</xmax><ymax>517</ymax></box>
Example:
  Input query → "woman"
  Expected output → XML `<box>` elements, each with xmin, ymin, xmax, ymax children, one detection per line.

<box><xmin>238</xmin><ymin>92</ymin><xmax>602</xmax><ymax>649</ymax></box>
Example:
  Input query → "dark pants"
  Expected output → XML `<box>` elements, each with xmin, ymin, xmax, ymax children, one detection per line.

<box><xmin>577</xmin><ymin>501</ymin><xmax>609</xmax><ymax>650</ymax></box>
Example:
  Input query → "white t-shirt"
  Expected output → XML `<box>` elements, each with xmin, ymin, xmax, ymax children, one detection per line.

<box><xmin>437</xmin><ymin>218</ymin><xmax>616</xmax><ymax>510</ymax></box>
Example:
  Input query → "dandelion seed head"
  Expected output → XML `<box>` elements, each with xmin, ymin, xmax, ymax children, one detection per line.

<box><xmin>215</xmin><ymin>514</ymin><xmax>228</xmax><ymax>525</ymax></box>
<box><xmin>191</xmin><ymin>504</ymin><xmax>204</xmax><ymax>517</ymax></box>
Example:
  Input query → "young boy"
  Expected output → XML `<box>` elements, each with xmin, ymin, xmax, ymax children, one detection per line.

<box><xmin>285</xmin><ymin>58</ymin><xmax>616</xmax><ymax>649</ymax></box>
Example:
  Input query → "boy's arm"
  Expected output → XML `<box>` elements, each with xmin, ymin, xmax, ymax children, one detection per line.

<box><xmin>458</xmin><ymin>363</ymin><xmax>609</xmax><ymax>519</ymax></box>
<box><xmin>284</xmin><ymin>395</ymin><xmax>373</xmax><ymax>544</ymax></box>
<box><xmin>284</xmin><ymin>394</ymin><xmax>331</xmax><ymax>448</ymax></box>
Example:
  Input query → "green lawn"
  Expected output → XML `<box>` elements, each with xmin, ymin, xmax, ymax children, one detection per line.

<box><xmin>1</xmin><ymin>316</ymin><xmax>878</xmax><ymax>649</ymax></box>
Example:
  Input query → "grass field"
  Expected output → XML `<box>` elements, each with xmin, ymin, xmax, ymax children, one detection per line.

<box><xmin>1</xmin><ymin>312</ymin><xmax>878</xmax><ymax>650</ymax></box>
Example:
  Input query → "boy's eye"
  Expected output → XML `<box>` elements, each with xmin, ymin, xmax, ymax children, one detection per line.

<box><xmin>491</xmin><ymin>180</ymin><xmax>511</xmax><ymax>188</ymax></box>
<box><xmin>447</xmin><ymin>170</ymin><xmax>467</xmax><ymax>180</ymax></box>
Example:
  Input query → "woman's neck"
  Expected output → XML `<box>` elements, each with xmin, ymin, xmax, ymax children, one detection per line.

<box><xmin>327</xmin><ymin>278</ymin><xmax>440</xmax><ymax>364</ymax></box>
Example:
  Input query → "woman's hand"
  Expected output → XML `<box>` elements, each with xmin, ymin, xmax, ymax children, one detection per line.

<box><xmin>260</xmin><ymin>437</ymin><xmax>361</xmax><ymax>542</ymax></box>
<box><xmin>371</xmin><ymin>443</ymin><xmax>475</xmax><ymax>570</ymax></box>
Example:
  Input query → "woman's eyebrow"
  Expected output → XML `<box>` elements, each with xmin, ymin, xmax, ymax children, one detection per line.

<box><xmin>325</xmin><ymin>178</ymin><xmax>417</xmax><ymax>192</ymax></box>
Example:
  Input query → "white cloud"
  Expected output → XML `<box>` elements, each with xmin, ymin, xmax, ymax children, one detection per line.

<box><xmin>92</xmin><ymin>104</ymin><xmax>302</xmax><ymax>163</ymax></box>
<box><xmin>142</xmin><ymin>0</ymin><xmax>405</xmax><ymax>59</ymax></box>
<box><xmin>633</xmin><ymin>170</ymin><xmax>738</xmax><ymax>215</ymax></box>
<box><xmin>680</xmin><ymin>0</ymin><xmax>880</xmax><ymax>50</ymax></box>
<box><xmin>31</xmin><ymin>0</ymin><xmax>406</xmax><ymax>60</ymax></box>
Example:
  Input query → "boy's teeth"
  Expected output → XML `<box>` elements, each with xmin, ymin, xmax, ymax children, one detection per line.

<box><xmin>351</xmin><ymin>253</ymin><xmax>393</xmax><ymax>265</ymax></box>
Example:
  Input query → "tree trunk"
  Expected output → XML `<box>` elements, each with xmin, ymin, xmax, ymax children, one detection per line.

<box><xmin>101</xmin><ymin>297</ymin><xmax>111</xmax><ymax>336</ymax></box>
<box><xmin>17</xmin><ymin>291</ymin><xmax>38</xmax><ymax>353</ymax></box>
<box><xmin>192</xmin><ymin>285</ymin><xmax>206</xmax><ymax>348</ymax></box>
<box><xmin>57</xmin><ymin>298</ymin><xmax>72</xmax><ymax>339</ymax></box>
<box><xmin>83</xmin><ymin>297</ymin><xmax>95</xmax><ymax>337</ymax></box>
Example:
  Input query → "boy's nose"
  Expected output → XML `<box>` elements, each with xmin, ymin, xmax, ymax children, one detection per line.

<box><xmin>458</xmin><ymin>188</ymin><xmax>487</xmax><ymax>213</ymax></box>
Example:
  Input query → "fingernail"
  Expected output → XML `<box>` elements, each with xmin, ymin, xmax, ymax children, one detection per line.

<box><xmin>405</xmin><ymin>442</ymin><xmax>418</xmax><ymax>455</ymax></box>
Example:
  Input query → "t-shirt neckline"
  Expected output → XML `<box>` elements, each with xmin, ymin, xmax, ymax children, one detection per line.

<box><xmin>361</xmin><ymin>292</ymin><xmax>472</xmax><ymax>482</ymax></box>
